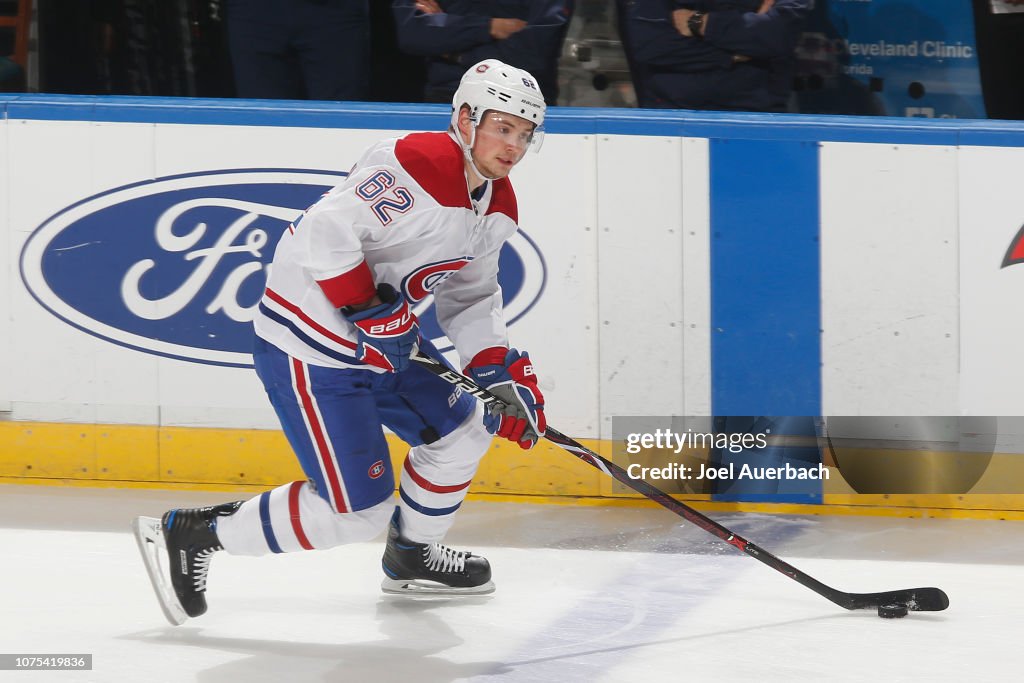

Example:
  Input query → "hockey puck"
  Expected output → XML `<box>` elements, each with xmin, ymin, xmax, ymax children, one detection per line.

<box><xmin>877</xmin><ymin>603</ymin><xmax>909</xmax><ymax>619</ymax></box>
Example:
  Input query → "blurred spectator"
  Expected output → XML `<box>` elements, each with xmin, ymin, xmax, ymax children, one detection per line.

<box><xmin>36</xmin><ymin>0</ymin><xmax>117</xmax><ymax>95</ymax></box>
<box><xmin>0</xmin><ymin>0</ymin><xmax>26</xmax><ymax>92</ymax></box>
<box><xmin>225</xmin><ymin>0</ymin><xmax>370</xmax><ymax>101</ymax></box>
<box><xmin>790</xmin><ymin>0</ymin><xmax>885</xmax><ymax>117</ymax></box>
<box><xmin>392</xmin><ymin>0</ymin><xmax>573</xmax><ymax>105</ymax></box>
<box><xmin>624</xmin><ymin>0</ymin><xmax>809</xmax><ymax>112</ymax></box>
<box><xmin>369</xmin><ymin>0</ymin><xmax>427</xmax><ymax>102</ymax></box>
<box><xmin>38</xmin><ymin>0</ymin><xmax>232</xmax><ymax>97</ymax></box>
<box><xmin>973</xmin><ymin>0</ymin><xmax>1024</xmax><ymax>119</ymax></box>
<box><xmin>615</xmin><ymin>0</ymin><xmax>651</xmax><ymax>107</ymax></box>
<box><xmin>190</xmin><ymin>0</ymin><xmax>235</xmax><ymax>98</ymax></box>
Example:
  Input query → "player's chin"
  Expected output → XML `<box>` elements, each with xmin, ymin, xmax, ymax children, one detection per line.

<box><xmin>490</xmin><ymin>160</ymin><xmax>516</xmax><ymax>177</ymax></box>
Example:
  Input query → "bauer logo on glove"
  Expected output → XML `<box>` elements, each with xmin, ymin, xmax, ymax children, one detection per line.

<box><xmin>343</xmin><ymin>283</ymin><xmax>419</xmax><ymax>373</ymax></box>
<box><xmin>364</xmin><ymin>312</ymin><xmax>415</xmax><ymax>336</ymax></box>
<box><xmin>466</xmin><ymin>346</ymin><xmax>546</xmax><ymax>449</ymax></box>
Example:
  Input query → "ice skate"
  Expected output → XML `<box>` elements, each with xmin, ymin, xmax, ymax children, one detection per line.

<box><xmin>133</xmin><ymin>501</ymin><xmax>240</xmax><ymax>624</ymax></box>
<box><xmin>381</xmin><ymin>508</ymin><xmax>494</xmax><ymax>595</ymax></box>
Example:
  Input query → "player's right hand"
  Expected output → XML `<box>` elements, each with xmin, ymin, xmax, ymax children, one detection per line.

<box><xmin>343</xmin><ymin>284</ymin><xmax>419</xmax><ymax>373</ymax></box>
<box><xmin>466</xmin><ymin>347</ymin><xmax>546</xmax><ymax>449</ymax></box>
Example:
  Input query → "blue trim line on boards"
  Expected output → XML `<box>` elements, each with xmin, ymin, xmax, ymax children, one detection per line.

<box><xmin>4</xmin><ymin>94</ymin><xmax>1024</xmax><ymax>146</ymax></box>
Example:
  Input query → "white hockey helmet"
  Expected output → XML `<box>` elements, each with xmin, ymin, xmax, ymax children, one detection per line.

<box><xmin>451</xmin><ymin>59</ymin><xmax>547</xmax><ymax>155</ymax></box>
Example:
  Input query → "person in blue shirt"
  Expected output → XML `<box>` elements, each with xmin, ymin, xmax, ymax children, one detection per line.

<box><xmin>392</xmin><ymin>0</ymin><xmax>574</xmax><ymax>105</ymax></box>
<box><xmin>225</xmin><ymin>0</ymin><xmax>370</xmax><ymax>101</ymax></box>
<box><xmin>625</xmin><ymin>0</ymin><xmax>809</xmax><ymax>112</ymax></box>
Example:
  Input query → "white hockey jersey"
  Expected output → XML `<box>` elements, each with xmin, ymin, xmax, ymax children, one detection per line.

<box><xmin>254</xmin><ymin>131</ymin><xmax>519</xmax><ymax>370</ymax></box>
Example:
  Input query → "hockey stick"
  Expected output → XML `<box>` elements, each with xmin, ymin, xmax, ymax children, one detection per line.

<box><xmin>412</xmin><ymin>351</ymin><xmax>949</xmax><ymax>615</ymax></box>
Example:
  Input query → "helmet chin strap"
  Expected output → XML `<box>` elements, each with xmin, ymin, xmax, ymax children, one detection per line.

<box><xmin>448</xmin><ymin>126</ymin><xmax>499</xmax><ymax>183</ymax></box>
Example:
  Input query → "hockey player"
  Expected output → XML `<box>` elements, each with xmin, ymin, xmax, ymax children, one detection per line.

<box><xmin>134</xmin><ymin>59</ymin><xmax>548</xmax><ymax>624</ymax></box>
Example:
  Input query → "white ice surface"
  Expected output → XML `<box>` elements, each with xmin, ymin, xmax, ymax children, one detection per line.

<box><xmin>0</xmin><ymin>485</ymin><xmax>1020</xmax><ymax>682</ymax></box>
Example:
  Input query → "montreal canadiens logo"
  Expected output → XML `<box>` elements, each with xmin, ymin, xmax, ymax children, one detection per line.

<box><xmin>402</xmin><ymin>257</ymin><xmax>474</xmax><ymax>302</ymax></box>
<box><xmin>368</xmin><ymin>460</ymin><xmax>386</xmax><ymax>479</ymax></box>
<box><xmin>20</xmin><ymin>168</ymin><xmax>548</xmax><ymax>367</ymax></box>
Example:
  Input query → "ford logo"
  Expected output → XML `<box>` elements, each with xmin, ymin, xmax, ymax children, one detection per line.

<box><xmin>20</xmin><ymin>169</ymin><xmax>546</xmax><ymax>367</ymax></box>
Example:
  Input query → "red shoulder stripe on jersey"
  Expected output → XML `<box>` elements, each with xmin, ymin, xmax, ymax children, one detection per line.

<box><xmin>395</xmin><ymin>132</ymin><xmax>471</xmax><ymax>209</ymax></box>
<box><xmin>486</xmin><ymin>177</ymin><xmax>518</xmax><ymax>223</ymax></box>
<box><xmin>316</xmin><ymin>260</ymin><xmax>376</xmax><ymax>308</ymax></box>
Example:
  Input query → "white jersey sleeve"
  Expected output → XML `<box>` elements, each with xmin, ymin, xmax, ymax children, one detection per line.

<box><xmin>299</xmin><ymin>177</ymin><xmax>375</xmax><ymax>283</ymax></box>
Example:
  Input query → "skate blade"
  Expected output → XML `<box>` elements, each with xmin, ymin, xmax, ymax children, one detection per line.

<box><xmin>132</xmin><ymin>516</ymin><xmax>188</xmax><ymax>626</ymax></box>
<box><xmin>381</xmin><ymin>577</ymin><xmax>496</xmax><ymax>596</ymax></box>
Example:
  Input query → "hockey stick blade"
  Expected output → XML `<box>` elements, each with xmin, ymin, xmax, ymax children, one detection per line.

<box><xmin>837</xmin><ymin>587</ymin><xmax>949</xmax><ymax>612</ymax></box>
<box><xmin>411</xmin><ymin>352</ymin><xmax>950</xmax><ymax>614</ymax></box>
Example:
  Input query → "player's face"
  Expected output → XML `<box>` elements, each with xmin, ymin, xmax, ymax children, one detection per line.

<box><xmin>470</xmin><ymin>112</ymin><xmax>536</xmax><ymax>179</ymax></box>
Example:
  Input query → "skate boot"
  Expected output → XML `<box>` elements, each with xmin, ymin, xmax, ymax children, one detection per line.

<box><xmin>132</xmin><ymin>501</ymin><xmax>240</xmax><ymax>624</ymax></box>
<box><xmin>161</xmin><ymin>502</ymin><xmax>241</xmax><ymax>617</ymax></box>
<box><xmin>381</xmin><ymin>508</ymin><xmax>495</xmax><ymax>595</ymax></box>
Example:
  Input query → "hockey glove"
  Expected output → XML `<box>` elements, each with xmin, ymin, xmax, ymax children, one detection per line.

<box><xmin>343</xmin><ymin>283</ymin><xmax>418</xmax><ymax>372</ymax></box>
<box><xmin>465</xmin><ymin>347</ymin><xmax>546</xmax><ymax>449</ymax></box>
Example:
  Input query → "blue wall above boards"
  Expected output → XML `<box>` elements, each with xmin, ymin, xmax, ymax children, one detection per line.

<box><xmin>4</xmin><ymin>94</ymin><xmax>1024</xmax><ymax>145</ymax></box>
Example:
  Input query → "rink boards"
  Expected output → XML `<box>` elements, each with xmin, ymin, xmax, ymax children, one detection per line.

<box><xmin>1</xmin><ymin>96</ymin><xmax>1024</xmax><ymax>515</ymax></box>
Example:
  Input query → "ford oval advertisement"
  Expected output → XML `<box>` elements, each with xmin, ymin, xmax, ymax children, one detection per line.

<box><xmin>20</xmin><ymin>169</ymin><xmax>546</xmax><ymax>367</ymax></box>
